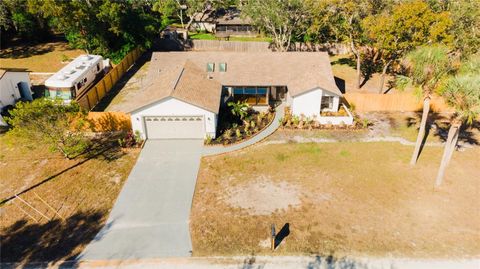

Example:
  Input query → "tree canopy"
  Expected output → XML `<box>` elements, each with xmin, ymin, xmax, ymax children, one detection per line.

<box><xmin>2</xmin><ymin>0</ymin><xmax>161</xmax><ymax>63</ymax></box>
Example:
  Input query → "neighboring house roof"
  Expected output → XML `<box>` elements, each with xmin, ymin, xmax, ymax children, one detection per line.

<box><xmin>126</xmin><ymin>51</ymin><xmax>341</xmax><ymax>114</ymax></box>
<box><xmin>193</xmin><ymin>8</ymin><xmax>251</xmax><ymax>25</ymax></box>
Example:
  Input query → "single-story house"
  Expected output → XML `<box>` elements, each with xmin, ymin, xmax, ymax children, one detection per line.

<box><xmin>121</xmin><ymin>52</ymin><xmax>352</xmax><ymax>140</ymax></box>
<box><xmin>0</xmin><ymin>69</ymin><xmax>33</xmax><ymax>113</ymax></box>
<box><xmin>190</xmin><ymin>8</ymin><xmax>257</xmax><ymax>37</ymax></box>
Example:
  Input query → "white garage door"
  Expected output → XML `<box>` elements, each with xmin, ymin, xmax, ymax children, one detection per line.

<box><xmin>144</xmin><ymin>115</ymin><xmax>204</xmax><ymax>139</ymax></box>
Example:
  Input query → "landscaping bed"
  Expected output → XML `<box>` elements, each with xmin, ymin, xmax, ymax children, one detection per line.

<box><xmin>191</xmin><ymin>141</ymin><xmax>480</xmax><ymax>258</ymax></box>
<box><xmin>206</xmin><ymin>104</ymin><xmax>275</xmax><ymax>145</ymax></box>
<box><xmin>279</xmin><ymin>106</ymin><xmax>367</xmax><ymax>130</ymax></box>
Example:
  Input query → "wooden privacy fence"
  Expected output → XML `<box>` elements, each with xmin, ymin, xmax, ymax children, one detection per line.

<box><xmin>191</xmin><ymin>40</ymin><xmax>270</xmax><ymax>52</ymax></box>
<box><xmin>76</xmin><ymin>47</ymin><xmax>143</xmax><ymax>110</ymax></box>
<box><xmin>87</xmin><ymin>111</ymin><xmax>131</xmax><ymax>132</ymax></box>
<box><xmin>343</xmin><ymin>93</ymin><xmax>453</xmax><ymax>112</ymax></box>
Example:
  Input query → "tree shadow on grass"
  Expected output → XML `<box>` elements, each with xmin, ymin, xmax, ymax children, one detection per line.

<box><xmin>0</xmin><ymin>134</ymin><xmax>124</xmax><ymax>206</ymax></box>
<box><xmin>0</xmin><ymin>210</ymin><xmax>106</xmax><ymax>267</ymax></box>
<box><xmin>331</xmin><ymin>57</ymin><xmax>356</xmax><ymax>68</ymax></box>
<box><xmin>406</xmin><ymin>111</ymin><xmax>479</xmax><ymax>159</ymax></box>
<box><xmin>306</xmin><ymin>254</ymin><xmax>369</xmax><ymax>269</ymax></box>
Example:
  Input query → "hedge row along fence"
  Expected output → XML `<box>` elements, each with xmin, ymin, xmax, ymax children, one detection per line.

<box><xmin>343</xmin><ymin>93</ymin><xmax>453</xmax><ymax>112</ymax></box>
<box><xmin>76</xmin><ymin>47</ymin><xmax>143</xmax><ymax>111</ymax></box>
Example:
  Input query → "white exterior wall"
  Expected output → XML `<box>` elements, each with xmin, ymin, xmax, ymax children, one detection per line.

<box><xmin>292</xmin><ymin>88</ymin><xmax>322</xmax><ymax>118</ymax></box>
<box><xmin>0</xmin><ymin>72</ymin><xmax>32</xmax><ymax>111</ymax></box>
<box><xmin>292</xmin><ymin>88</ymin><xmax>350</xmax><ymax>125</ymax></box>
<box><xmin>130</xmin><ymin>97</ymin><xmax>217</xmax><ymax>139</ymax></box>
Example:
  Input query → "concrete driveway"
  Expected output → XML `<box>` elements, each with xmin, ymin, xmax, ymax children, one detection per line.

<box><xmin>80</xmin><ymin>139</ymin><xmax>203</xmax><ymax>260</ymax></box>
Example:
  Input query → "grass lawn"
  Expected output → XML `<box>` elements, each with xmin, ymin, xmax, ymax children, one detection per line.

<box><xmin>191</xmin><ymin>141</ymin><xmax>480</xmax><ymax>258</ymax></box>
<box><xmin>0</xmin><ymin>134</ymin><xmax>140</xmax><ymax>264</ymax></box>
<box><xmin>188</xmin><ymin>32</ymin><xmax>272</xmax><ymax>42</ymax></box>
<box><xmin>0</xmin><ymin>41</ymin><xmax>84</xmax><ymax>72</ymax></box>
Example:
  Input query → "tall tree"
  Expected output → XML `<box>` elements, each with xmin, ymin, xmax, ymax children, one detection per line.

<box><xmin>29</xmin><ymin>0</ymin><xmax>160</xmax><ymax>62</ymax></box>
<box><xmin>448</xmin><ymin>0</ymin><xmax>480</xmax><ymax>58</ymax></box>
<box><xmin>242</xmin><ymin>0</ymin><xmax>309</xmax><ymax>51</ymax></box>
<box><xmin>396</xmin><ymin>45</ymin><xmax>454</xmax><ymax>165</ymax></box>
<box><xmin>363</xmin><ymin>0</ymin><xmax>453</xmax><ymax>93</ymax></box>
<box><xmin>318</xmin><ymin>0</ymin><xmax>385</xmax><ymax>89</ymax></box>
<box><xmin>435</xmin><ymin>55</ymin><xmax>480</xmax><ymax>186</ymax></box>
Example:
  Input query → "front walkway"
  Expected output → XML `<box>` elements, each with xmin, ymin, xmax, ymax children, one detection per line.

<box><xmin>203</xmin><ymin>103</ymin><xmax>285</xmax><ymax>156</ymax></box>
<box><xmin>79</xmin><ymin>139</ymin><xmax>204</xmax><ymax>260</ymax></box>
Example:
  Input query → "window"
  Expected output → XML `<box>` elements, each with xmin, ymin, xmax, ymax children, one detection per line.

<box><xmin>219</xmin><ymin>63</ymin><xmax>227</xmax><ymax>72</ymax></box>
<box><xmin>232</xmin><ymin>86</ymin><xmax>269</xmax><ymax>105</ymax></box>
<box><xmin>321</xmin><ymin>96</ymin><xmax>334</xmax><ymax>110</ymax></box>
<box><xmin>206</xmin><ymin>63</ymin><xmax>215</xmax><ymax>72</ymax></box>
<box><xmin>48</xmin><ymin>89</ymin><xmax>72</xmax><ymax>100</ymax></box>
<box><xmin>96</xmin><ymin>63</ymin><xmax>100</xmax><ymax>72</ymax></box>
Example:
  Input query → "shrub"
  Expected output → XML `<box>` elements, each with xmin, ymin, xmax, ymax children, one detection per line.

<box><xmin>6</xmin><ymin>98</ymin><xmax>91</xmax><ymax>159</ymax></box>
<box><xmin>204</xmin><ymin>134</ymin><xmax>213</xmax><ymax>145</ymax></box>
<box><xmin>235</xmin><ymin>129</ymin><xmax>242</xmax><ymax>138</ymax></box>
<box><xmin>118</xmin><ymin>130</ymin><xmax>139</xmax><ymax>148</ymax></box>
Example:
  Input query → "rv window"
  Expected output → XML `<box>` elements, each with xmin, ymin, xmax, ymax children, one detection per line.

<box><xmin>84</xmin><ymin>78</ymin><xmax>87</xmax><ymax>83</ymax></box>
<box><xmin>96</xmin><ymin>63</ymin><xmax>100</xmax><ymax>72</ymax></box>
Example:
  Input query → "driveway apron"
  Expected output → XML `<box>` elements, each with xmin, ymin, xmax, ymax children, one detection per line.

<box><xmin>80</xmin><ymin>139</ymin><xmax>203</xmax><ymax>260</ymax></box>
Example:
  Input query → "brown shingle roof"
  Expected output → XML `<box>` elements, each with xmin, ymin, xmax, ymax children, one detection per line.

<box><xmin>125</xmin><ymin>60</ymin><xmax>222</xmax><ymax>113</ymax></box>
<box><xmin>126</xmin><ymin>51</ymin><xmax>341</xmax><ymax>113</ymax></box>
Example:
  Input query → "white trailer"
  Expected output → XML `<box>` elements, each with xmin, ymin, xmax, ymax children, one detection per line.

<box><xmin>44</xmin><ymin>54</ymin><xmax>108</xmax><ymax>101</ymax></box>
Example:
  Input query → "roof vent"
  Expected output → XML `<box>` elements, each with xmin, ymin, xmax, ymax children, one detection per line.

<box><xmin>82</xmin><ymin>55</ymin><xmax>93</xmax><ymax>61</ymax></box>
<box><xmin>57</xmin><ymin>74</ymin><xmax>67</xmax><ymax>80</ymax></box>
<box><xmin>64</xmin><ymin>69</ymin><xmax>75</xmax><ymax>75</ymax></box>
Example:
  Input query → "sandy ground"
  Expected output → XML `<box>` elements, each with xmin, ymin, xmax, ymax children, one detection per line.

<box><xmin>225</xmin><ymin>176</ymin><xmax>301</xmax><ymax>215</ymax></box>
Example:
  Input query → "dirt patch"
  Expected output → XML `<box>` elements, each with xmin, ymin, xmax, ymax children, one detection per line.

<box><xmin>225</xmin><ymin>176</ymin><xmax>301</xmax><ymax>215</ymax></box>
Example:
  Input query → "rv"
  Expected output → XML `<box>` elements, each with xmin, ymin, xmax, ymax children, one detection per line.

<box><xmin>45</xmin><ymin>54</ymin><xmax>109</xmax><ymax>101</ymax></box>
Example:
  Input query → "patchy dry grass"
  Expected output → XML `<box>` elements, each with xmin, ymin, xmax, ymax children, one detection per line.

<box><xmin>0</xmin><ymin>134</ymin><xmax>140</xmax><ymax>263</ymax></box>
<box><xmin>0</xmin><ymin>41</ymin><xmax>84</xmax><ymax>72</ymax></box>
<box><xmin>191</xmin><ymin>142</ymin><xmax>480</xmax><ymax>258</ymax></box>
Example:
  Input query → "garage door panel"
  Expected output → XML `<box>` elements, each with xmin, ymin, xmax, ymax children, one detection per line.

<box><xmin>145</xmin><ymin>116</ymin><xmax>204</xmax><ymax>139</ymax></box>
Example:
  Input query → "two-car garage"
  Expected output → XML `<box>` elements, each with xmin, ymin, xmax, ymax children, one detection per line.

<box><xmin>130</xmin><ymin>97</ymin><xmax>218</xmax><ymax>140</ymax></box>
<box><xmin>143</xmin><ymin>115</ymin><xmax>205</xmax><ymax>139</ymax></box>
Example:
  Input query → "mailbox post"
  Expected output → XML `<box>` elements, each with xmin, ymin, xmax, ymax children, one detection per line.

<box><xmin>271</xmin><ymin>223</ymin><xmax>276</xmax><ymax>251</ymax></box>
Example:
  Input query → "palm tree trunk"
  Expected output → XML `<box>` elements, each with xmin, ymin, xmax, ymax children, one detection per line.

<box><xmin>435</xmin><ymin>122</ymin><xmax>461</xmax><ymax>187</ymax></box>
<box><xmin>410</xmin><ymin>96</ymin><xmax>431</xmax><ymax>165</ymax></box>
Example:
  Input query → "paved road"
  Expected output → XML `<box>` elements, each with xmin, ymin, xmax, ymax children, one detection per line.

<box><xmin>79</xmin><ymin>139</ymin><xmax>203</xmax><ymax>260</ymax></box>
<box><xmin>203</xmin><ymin>103</ymin><xmax>285</xmax><ymax>156</ymax></box>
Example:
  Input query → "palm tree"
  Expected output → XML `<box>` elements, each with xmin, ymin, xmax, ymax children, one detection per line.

<box><xmin>227</xmin><ymin>100</ymin><xmax>249</xmax><ymax>120</ymax></box>
<box><xmin>396</xmin><ymin>46</ymin><xmax>453</xmax><ymax>165</ymax></box>
<box><xmin>435</xmin><ymin>61</ymin><xmax>480</xmax><ymax>187</ymax></box>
